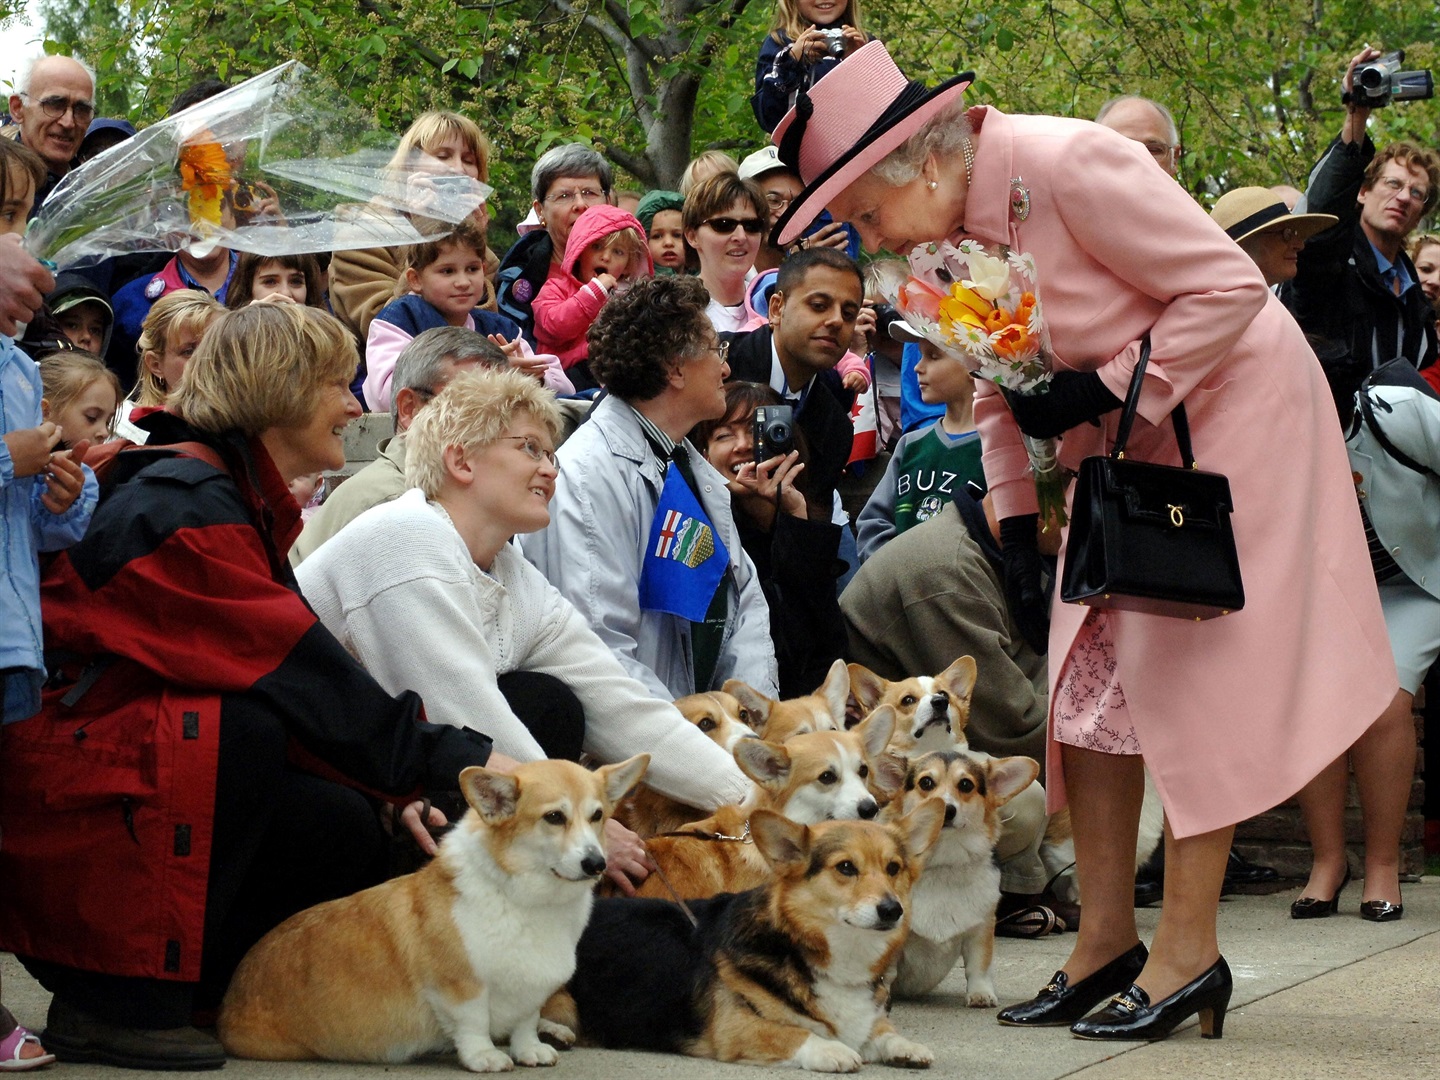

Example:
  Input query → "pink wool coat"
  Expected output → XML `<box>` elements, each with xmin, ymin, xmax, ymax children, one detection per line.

<box><xmin>963</xmin><ymin>107</ymin><xmax>1396</xmax><ymax>838</ymax></box>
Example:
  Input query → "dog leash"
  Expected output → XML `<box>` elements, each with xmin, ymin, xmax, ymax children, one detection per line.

<box><xmin>641</xmin><ymin>820</ymin><xmax>754</xmax><ymax>930</ymax></box>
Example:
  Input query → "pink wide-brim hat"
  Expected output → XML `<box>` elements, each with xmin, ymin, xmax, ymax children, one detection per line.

<box><xmin>770</xmin><ymin>41</ymin><xmax>973</xmax><ymax>247</ymax></box>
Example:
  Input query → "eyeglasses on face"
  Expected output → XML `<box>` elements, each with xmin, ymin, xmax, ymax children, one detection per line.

<box><xmin>1377</xmin><ymin>176</ymin><xmax>1431</xmax><ymax>204</ymax></box>
<box><xmin>500</xmin><ymin>434</ymin><xmax>560</xmax><ymax>468</ymax></box>
<box><xmin>764</xmin><ymin>191</ymin><xmax>796</xmax><ymax>211</ymax></box>
<box><xmin>695</xmin><ymin>340</ymin><xmax>730</xmax><ymax>365</ymax></box>
<box><xmin>1142</xmin><ymin>141</ymin><xmax>1176</xmax><ymax>160</ymax></box>
<box><xmin>545</xmin><ymin>187</ymin><xmax>605</xmax><ymax>207</ymax></box>
<box><xmin>703</xmin><ymin>216</ymin><xmax>766</xmax><ymax>235</ymax></box>
<box><xmin>22</xmin><ymin>93</ymin><xmax>95</xmax><ymax>124</ymax></box>
<box><xmin>1264</xmin><ymin>225</ymin><xmax>1303</xmax><ymax>244</ymax></box>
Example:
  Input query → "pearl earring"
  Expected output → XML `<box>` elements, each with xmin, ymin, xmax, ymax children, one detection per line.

<box><xmin>928</xmin><ymin>180</ymin><xmax>938</xmax><ymax>190</ymax></box>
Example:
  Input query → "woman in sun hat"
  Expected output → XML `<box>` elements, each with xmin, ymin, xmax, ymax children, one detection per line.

<box><xmin>1208</xmin><ymin>187</ymin><xmax>1337</xmax><ymax>287</ymax></box>
<box><xmin>769</xmin><ymin>40</ymin><xmax>1394</xmax><ymax>1041</ymax></box>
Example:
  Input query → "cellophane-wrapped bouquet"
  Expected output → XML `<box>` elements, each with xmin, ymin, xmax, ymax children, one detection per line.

<box><xmin>884</xmin><ymin>238</ymin><xmax>1066</xmax><ymax>528</ymax></box>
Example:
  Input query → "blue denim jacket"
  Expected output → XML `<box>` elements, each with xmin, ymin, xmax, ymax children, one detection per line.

<box><xmin>1</xmin><ymin>336</ymin><xmax>98</xmax><ymax>722</ymax></box>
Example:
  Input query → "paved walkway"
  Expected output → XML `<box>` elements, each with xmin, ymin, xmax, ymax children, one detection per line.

<box><xmin>5</xmin><ymin>878</ymin><xmax>1436</xmax><ymax>1077</ymax></box>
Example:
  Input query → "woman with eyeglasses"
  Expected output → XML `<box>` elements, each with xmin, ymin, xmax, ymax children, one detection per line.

<box><xmin>682</xmin><ymin>173</ymin><xmax>770</xmax><ymax>333</ymax></box>
<box><xmin>1208</xmin><ymin>188</ymin><xmax>1337</xmax><ymax>288</ymax></box>
<box><xmin>495</xmin><ymin>144</ymin><xmax>613</xmax><ymax>343</ymax></box>
<box><xmin>298</xmin><ymin>364</ymin><xmax>755</xmax><ymax>895</ymax></box>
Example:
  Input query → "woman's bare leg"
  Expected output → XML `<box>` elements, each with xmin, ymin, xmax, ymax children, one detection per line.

<box><xmin>1292</xmin><ymin>755</ymin><xmax>1350</xmax><ymax>900</ymax></box>
<box><xmin>1058</xmin><ymin>744</ymin><xmax>1144</xmax><ymax>979</ymax></box>
<box><xmin>1137</xmin><ymin>819</ymin><xmax>1232</xmax><ymax>1001</ymax></box>
<box><xmin>1352</xmin><ymin>689</ymin><xmax>1415</xmax><ymax>906</ymax></box>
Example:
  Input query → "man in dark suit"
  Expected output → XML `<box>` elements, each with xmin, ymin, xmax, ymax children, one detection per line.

<box><xmin>720</xmin><ymin>247</ymin><xmax>864</xmax><ymax>511</ymax></box>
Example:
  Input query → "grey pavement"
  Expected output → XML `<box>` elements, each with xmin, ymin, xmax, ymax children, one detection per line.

<box><xmin>5</xmin><ymin>878</ymin><xmax>1437</xmax><ymax>1077</ymax></box>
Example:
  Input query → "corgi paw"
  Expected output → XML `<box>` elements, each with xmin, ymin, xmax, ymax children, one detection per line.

<box><xmin>511</xmin><ymin>1042</ymin><xmax>558</xmax><ymax>1068</ymax></box>
<box><xmin>792</xmin><ymin>1034</ymin><xmax>863</xmax><ymax>1073</ymax></box>
<box><xmin>966</xmin><ymin>988</ymin><xmax>999</xmax><ymax>1008</ymax></box>
<box><xmin>864</xmin><ymin>1031</ymin><xmax>933</xmax><ymax>1069</ymax></box>
<box><xmin>537</xmin><ymin>1018</ymin><xmax>575</xmax><ymax>1050</ymax></box>
<box><xmin>459</xmin><ymin>1047</ymin><xmax>515</xmax><ymax>1073</ymax></box>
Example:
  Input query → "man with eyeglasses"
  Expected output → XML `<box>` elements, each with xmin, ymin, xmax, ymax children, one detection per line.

<box><xmin>1094</xmin><ymin>95</ymin><xmax>1182</xmax><ymax>178</ymax></box>
<box><xmin>291</xmin><ymin>327</ymin><xmax>506</xmax><ymax>565</ymax></box>
<box><xmin>5</xmin><ymin>55</ymin><xmax>96</xmax><ymax>213</ymax></box>
<box><xmin>1283</xmin><ymin>45</ymin><xmax>1440</xmax><ymax>379</ymax></box>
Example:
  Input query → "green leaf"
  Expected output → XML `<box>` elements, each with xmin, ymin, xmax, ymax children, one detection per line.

<box><xmin>458</xmin><ymin>58</ymin><xmax>479</xmax><ymax>80</ymax></box>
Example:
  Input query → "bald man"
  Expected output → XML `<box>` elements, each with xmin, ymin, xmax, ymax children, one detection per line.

<box><xmin>7</xmin><ymin>55</ymin><xmax>96</xmax><ymax>210</ymax></box>
<box><xmin>1095</xmin><ymin>95</ymin><xmax>1181</xmax><ymax>177</ymax></box>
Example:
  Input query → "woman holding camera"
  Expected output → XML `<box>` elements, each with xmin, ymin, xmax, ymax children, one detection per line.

<box><xmin>691</xmin><ymin>381</ymin><xmax>846</xmax><ymax>697</ymax></box>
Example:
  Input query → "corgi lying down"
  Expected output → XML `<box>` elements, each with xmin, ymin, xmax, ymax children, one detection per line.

<box><xmin>218</xmin><ymin>756</ymin><xmax>648</xmax><ymax>1071</ymax></box>
<box><xmin>547</xmin><ymin>803</ymin><xmax>946</xmax><ymax>1071</ymax></box>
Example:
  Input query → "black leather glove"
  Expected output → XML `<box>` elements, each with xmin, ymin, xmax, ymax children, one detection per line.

<box><xmin>1000</xmin><ymin>514</ymin><xmax>1050</xmax><ymax>655</ymax></box>
<box><xmin>1006</xmin><ymin>370</ymin><xmax>1124</xmax><ymax>440</ymax></box>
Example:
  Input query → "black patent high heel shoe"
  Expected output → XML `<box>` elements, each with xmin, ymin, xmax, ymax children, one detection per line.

<box><xmin>1359</xmin><ymin>897</ymin><xmax>1404</xmax><ymax>922</ymax></box>
<box><xmin>996</xmin><ymin>942</ymin><xmax>1147</xmax><ymax>1027</ymax></box>
<box><xmin>1070</xmin><ymin>956</ymin><xmax>1232</xmax><ymax>1041</ymax></box>
<box><xmin>1290</xmin><ymin>866</ymin><xmax>1351</xmax><ymax>919</ymax></box>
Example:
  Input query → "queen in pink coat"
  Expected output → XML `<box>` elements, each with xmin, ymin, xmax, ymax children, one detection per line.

<box><xmin>772</xmin><ymin>43</ymin><xmax>1396</xmax><ymax>1042</ymax></box>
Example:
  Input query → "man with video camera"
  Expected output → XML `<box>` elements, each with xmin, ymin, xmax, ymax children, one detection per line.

<box><xmin>1283</xmin><ymin>46</ymin><xmax>1439</xmax><ymax>379</ymax></box>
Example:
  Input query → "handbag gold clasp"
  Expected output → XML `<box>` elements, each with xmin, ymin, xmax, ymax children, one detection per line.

<box><xmin>1167</xmin><ymin>504</ymin><xmax>1185</xmax><ymax>527</ymax></box>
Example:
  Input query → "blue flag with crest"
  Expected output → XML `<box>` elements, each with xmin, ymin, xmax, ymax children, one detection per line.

<box><xmin>639</xmin><ymin>464</ymin><xmax>730</xmax><ymax>621</ymax></box>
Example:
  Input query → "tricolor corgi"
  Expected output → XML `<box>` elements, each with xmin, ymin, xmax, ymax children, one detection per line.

<box><xmin>548</xmin><ymin>802</ymin><xmax>947</xmax><ymax>1071</ymax></box>
<box><xmin>887</xmin><ymin>750</ymin><xmax>1040</xmax><ymax>1003</ymax></box>
<box><xmin>218</xmin><ymin>756</ymin><xmax>648</xmax><ymax>1071</ymax></box>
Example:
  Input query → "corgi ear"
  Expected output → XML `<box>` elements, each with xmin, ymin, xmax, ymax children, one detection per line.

<box><xmin>598</xmin><ymin>754</ymin><xmax>650</xmax><ymax>806</ymax></box>
<box><xmin>461</xmin><ymin>766</ymin><xmax>520</xmax><ymax>824</ymax></box>
<box><xmin>818</xmin><ymin>658</ymin><xmax>850</xmax><ymax>725</ymax></box>
<box><xmin>986</xmin><ymin>755</ymin><xmax>1040</xmax><ymax>806</ymax></box>
<box><xmin>750</xmin><ymin>808</ymin><xmax>810</xmax><ymax>870</ymax></box>
<box><xmin>846</xmin><ymin>662</ymin><xmax>888</xmax><ymax>712</ymax></box>
<box><xmin>734</xmin><ymin>738</ymin><xmax>791</xmax><ymax>790</ymax></box>
<box><xmin>895</xmin><ymin>796</ymin><xmax>946</xmax><ymax>864</ymax></box>
<box><xmin>938</xmin><ymin>655</ymin><xmax>978</xmax><ymax>705</ymax></box>
<box><xmin>869</xmin><ymin>750</ymin><xmax>909</xmax><ymax>801</ymax></box>
<box><xmin>856</xmin><ymin>705</ymin><xmax>896</xmax><ymax>760</ymax></box>
<box><xmin>723</xmin><ymin>680</ymin><xmax>775</xmax><ymax>734</ymax></box>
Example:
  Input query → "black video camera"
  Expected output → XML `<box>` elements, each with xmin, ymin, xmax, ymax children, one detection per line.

<box><xmin>1344</xmin><ymin>50</ymin><xmax>1433</xmax><ymax>109</ymax></box>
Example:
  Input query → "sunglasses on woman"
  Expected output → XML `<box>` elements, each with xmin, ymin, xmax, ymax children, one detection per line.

<box><xmin>703</xmin><ymin>216</ymin><xmax>766</xmax><ymax>235</ymax></box>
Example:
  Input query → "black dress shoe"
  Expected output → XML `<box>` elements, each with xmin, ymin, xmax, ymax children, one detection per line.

<box><xmin>1359</xmin><ymin>899</ymin><xmax>1404</xmax><ymax>922</ymax></box>
<box><xmin>1290</xmin><ymin>867</ymin><xmax>1350</xmax><ymax>919</ymax></box>
<box><xmin>996</xmin><ymin>942</ymin><xmax>1148</xmax><ymax>1027</ymax></box>
<box><xmin>1070</xmin><ymin>956</ymin><xmax>1232</xmax><ymax>1041</ymax></box>
<box><xmin>43</xmin><ymin>997</ymin><xmax>226</xmax><ymax>1070</ymax></box>
<box><xmin>1223</xmin><ymin>848</ymin><xmax>1279</xmax><ymax>891</ymax></box>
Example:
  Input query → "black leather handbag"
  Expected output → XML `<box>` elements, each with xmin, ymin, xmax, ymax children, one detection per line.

<box><xmin>1059</xmin><ymin>337</ymin><xmax>1244</xmax><ymax>621</ymax></box>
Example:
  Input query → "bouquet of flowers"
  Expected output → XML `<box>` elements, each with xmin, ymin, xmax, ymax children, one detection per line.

<box><xmin>884</xmin><ymin>238</ymin><xmax>1066</xmax><ymax>527</ymax></box>
<box><xmin>25</xmin><ymin>62</ymin><xmax>491</xmax><ymax>269</ymax></box>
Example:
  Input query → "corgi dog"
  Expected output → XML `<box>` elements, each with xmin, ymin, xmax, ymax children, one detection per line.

<box><xmin>887</xmin><ymin>750</ymin><xmax>1040</xmax><ymax>1003</ymax></box>
<box><xmin>847</xmin><ymin>657</ymin><xmax>976</xmax><ymax>757</ymax></box>
<box><xmin>615</xmin><ymin>691</ymin><xmax>759</xmax><ymax>838</ymax></box>
<box><xmin>218</xmin><ymin>756</ymin><xmax>649</xmax><ymax>1071</ymax></box>
<box><xmin>548</xmin><ymin>803</ymin><xmax>946</xmax><ymax>1071</ymax></box>
<box><xmin>620</xmin><ymin>708</ymin><xmax>896</xmax><ymax>901</ymax></box>
<box><xmin>724</xmin><ymin>657</ymin><xmax>849</xmax><ymax>743</ymax></box>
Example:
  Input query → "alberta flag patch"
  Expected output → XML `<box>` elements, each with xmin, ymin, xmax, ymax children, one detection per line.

<box><xmin>639</xmin><ymin>460</ymin><xmax>729</xmax><ymax>621</ymax></box>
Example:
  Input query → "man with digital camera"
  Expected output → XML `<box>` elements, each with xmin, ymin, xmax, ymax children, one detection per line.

<box><xmin>1283</xmin><ymin>46</ymin><xmax>1439</xmax><ymax>378</ymax></box>
<box><xmin>720</xmin><ymin>247</ymin><xmax>864</xmax><ymax>517</ymax></box>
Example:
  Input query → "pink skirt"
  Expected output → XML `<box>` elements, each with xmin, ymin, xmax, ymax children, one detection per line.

<box><xmin>1052</xmin><ymin>610</ymin><xmax>1141</xmax><ymax>755</ymax></box>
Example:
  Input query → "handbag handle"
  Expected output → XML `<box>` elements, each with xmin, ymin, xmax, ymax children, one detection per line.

<box><xmin>1110</xmin><ymin>334</ymin><xmax>1196</xmax><ymax>469</ymax></box>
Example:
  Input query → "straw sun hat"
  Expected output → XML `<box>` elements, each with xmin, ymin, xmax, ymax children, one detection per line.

<box><xmin>770</xmin><ymin>41</ymin><xmax>973</xmax><ymax>247</ymax></box>
<box><xmin>1208</xmin><ymin>187</ymin><xmax>1337</xmax><ymax>245</ymax></box>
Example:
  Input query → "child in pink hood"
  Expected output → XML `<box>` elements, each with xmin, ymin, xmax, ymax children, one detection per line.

<box><xmin>533</xmin><ymin>204</ymin><xmax>654</xmax><ymax>391</ymax></box>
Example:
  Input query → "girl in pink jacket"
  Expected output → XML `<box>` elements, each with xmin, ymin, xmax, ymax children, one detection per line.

<box><xmin>533</xmin><ymin>205</ymin><xmax>654</xmax><ymax>390</ymax></box>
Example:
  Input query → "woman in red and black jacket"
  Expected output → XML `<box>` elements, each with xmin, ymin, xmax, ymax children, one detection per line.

<box><xmin>0</xmin><ymin>304</ymin><xmax>494</xmax><ymax>1070</ymax></box>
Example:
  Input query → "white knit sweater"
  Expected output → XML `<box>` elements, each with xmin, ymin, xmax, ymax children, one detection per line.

<box><xmin>295</xmin><ymin>489</ymin><xmax>750</xmax><ymax>810</ymax></box>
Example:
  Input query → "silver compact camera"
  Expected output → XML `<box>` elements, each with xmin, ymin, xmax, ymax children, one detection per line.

<box><xmin>816</xmin><ymin>28</ymin><xmax>846</xmax><ymax>58</ymax></box>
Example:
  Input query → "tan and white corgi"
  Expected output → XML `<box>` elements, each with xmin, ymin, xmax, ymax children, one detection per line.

<box><xmin>724</xmin><ymin>657</ymin><xmax>849</xmax><ymax>743</ymax></box>
<box><xmin>218</xmin><ymin>756</ymin><xmax>648</xmax><ymax>1071</ymax></box>
<box><xmin>887</xmin><ymin>750</ymin><xmax>1040</xmax><ymax>1003</ymax></box>
<box><xmin>615</xmin><ymin>691</ymin><xmax>759</xmax><ymax>838</ymax></box>
<box><xmin>548</xmin><ymin>802</ymin><xmax>946</xmax><ymax>1071</ymax></box>
<box><xmin>621</xmin><ymin>708</ymin><xmax>896</xmax><ymax>901</ymax></box>
<box><xmin>847</xmin><ymin>656</ymin><xmax>976</xmax><ymax>757</ymax></box>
